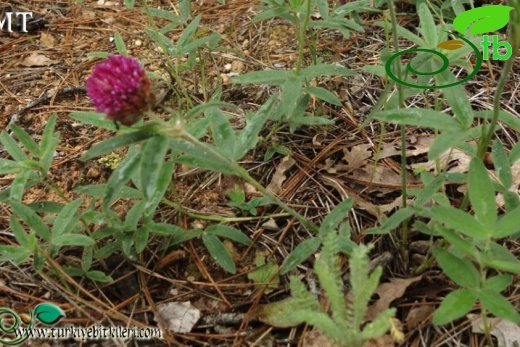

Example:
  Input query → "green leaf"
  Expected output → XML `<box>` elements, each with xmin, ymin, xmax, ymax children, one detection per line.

<box><xmin>11</xmin><ymin>201</ymin><xmax>51</xmax><ymax>241</ymax></box>
<box><xmin>319</xmin><ymin>199</ymin><xmax>354</xmax><ymax>236</ymax></box>
<box><xmin>375</xmin><ymin>21</ymin><xmax>426</xmax><ymax>46</ymax></box>
<box><xmin>134</xmin><ymin>227</ymin><xmax>149</xmax><ymax>254</ymax></box>
<box><xmin>177</xmin><ymin>15</ymin><xmax>201</xmax><ymax>49</ymax></box>
<box><xmin>435</xmin><ymin>70</ymin><xmax>473</xmax><ymax>128</ymax></box>
<box><xmin>234</xmin><ymin>95</ymin><xmax>276</xmax><ymax>160</ymax></box>
<box><xmin>479</xmin><ymin>289</ymin><xmax>520</xmax><ymax>323</ymax></box>
<box><xmin>209</xmin><ymin>109</ymin><xmax>235</xmax><ymax>155</ymax></box>
<box><xmin>475</xmin><ymin>110</ymin><xmax>520</xmax><ymax>134</ymax></box>
<box><xmin>86</xmin><ymin>270</ymin><xmax>113</xmax><ymax>283</ymax></box>
<box><xmin>433</xmin><ymin>289</ymin><xmax>477</xmax><ymax>325</ymax></box>
<box><xmin>289</xmin><ymin>115</ymin><xmax>334</xmax><ymax>126</ymax></box>
<box><xmin>427</xmin><ymin>126</ymin><xmax>483</xmax><ymax>160</ymax></box>
<box><xmin>202</xmin><ymin>233</ymin><xmax>236</xmax><ymax>274</ymax></box>
<box><xmin>140</xmin><ymin>136</ymin><xmax>169</xmax><ymax>201</ymax></box>
<box><xmin>10</xmin><ymin>216</ymin><xmax>31</xmax><ymax>249</ymax></box>
<box><xmin>247</xmin><ymin>256</ymin><xmax>279</xmax><ymax>294</ymax></box>
<box><xmin>484</xmin><ymin>275</ymin><xmax>513</xmax><ymax>293</ymax></box>
<box><xmin>417</xmin><ymin>1</ymin><xmax>438</xmax><ymax>47</ymax></box>
<box><xmin>0</xmin><ymin>245</ymin><xmax>32</xmax><ymax>264</ymax></box>
<box><xmin>81</xmin><ymin>124</ymin><xmax>159</xmax><ymax>161</ymax></box>
<box><xmin>492</xmin><ymin>141</ymin><xmax>512</xmax><ymax>188</ymax></box>
<box><xmin>33</xmin><ymin>303</ymin><xmax>65</xmax><ymax>324</ymax></box>
<box><xmin>232</xmin><ymin>69</ymin><xmax>291</xmax><ymax>85</ymax></box>
<box><xmin>433</xmin><ymin>247</ymin><xmax>480</xmax><ymax>288</ymax></box>
<box><xmin>0</xmin><ymin>131</ymin><xmax>28</xmax><ymax>161</ymax></box>
<box><xmin>9</xmin><ymin>124</ymin><xmax>40</xmax><ymax>157</ymax></box>
<box><xmin>0</xmin><ymin>158</ymin><xmax>22</xmax><ymax>175</ymax></box>
<box><xmin>281</xmin><ymin>76</ymin><xmax>304</xmax><ymax>119</ymax></box>
<box><xmin>69</xmin><ymin>112</ymin><xmax>118</xmax><ymax>131</ymax></box>
<box><xmin>205</xmin><ymin>225</ymin><xmax>251</xmax><ymax>245</ymax></box>
<box><xmin>365</xmin><ymin>208</ymin><xmax>414</xmax><ymax>234</ymax></box>
<box><xmin>52</xmin><ymin>234</ymin><xmax>95</xmax><ymax>247</ymax></box>
<box><xmin>299</xmin><ymin>64</ymin><xmax>355</xmax><ymax>78</ymax></box>
<box><xmin>103</xmin><ymin>147</ymin><xmax>141</xmax><ymax>211</ymax></box>
<box><xmin>114</xmin><ymin>32</ymin><xmax>127</xmax><ymax>55</ymax></box>
<box><xmin>453</xmin><ymin>5</ymin><xmax>514</xmax><ymax>35</ymax></box>
<box><xmin>74</xmin><ymin>184</ymin><xmax>141</xmax><ymax>199</ymax></box>
<box><xmin>372</xmin><ymin>109</ymin><xmax>461</xmax><ymax>130</ymax></box>
<box><xmin>40</xmin><ymin>113</ymin><xmax>58</xmax><ymax>172</ymax></box>
<box><xmin>143</xmin><ymin>160</ymin><xmax>174</xmax><ymax>223</ymax></box>
<box><xmin>468</xmin><ymin>158</ymin><xmax>496</xmax><ymax>229</ymax></box>
<box><xmin>10</xmin><ymin>169</ymin><xmax>32</xmax><ymax>202</ymax></box>
<box><xmin>434</xmin><ymin>226</ymin><xmax>479</xmax><ymax>258</ymax></box>
<box><xmin>51</xmin><ymin>198</ymin><xmax>83</xmax><ymax>238</ymax></box>
<box><xmin>281</xmin><ymin>237</ymin><xmax>321</xmax><ymax>274</ymax></box>
<box><xmin>124</xmin><ymin>0</ymin><xmax>134</xmax><ymax>8</ymax></box>
<box><xmin>495</xmin><ymin>205</ymin><xmax>520</xmax><ymax>238</ymax></box>
<box><xmin>306</xmin><ymin>86</ymin><xmax>342</xmax><ymax>106</ymax></box>
<box><xmin>429</xmin><ymin>205</ymin><xmax>488</xmax><ymax>240</ymax></box>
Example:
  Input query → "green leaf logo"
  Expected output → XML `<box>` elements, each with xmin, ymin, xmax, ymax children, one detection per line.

<box><xmin>453</xmin><ymin>5</ymin><xmax>514</xmax><ymax>35</ymax></box>
<box><xmin>33</xmin><ymin>303</ymin><xmax>65</xmax><ymax>325</ymax></box>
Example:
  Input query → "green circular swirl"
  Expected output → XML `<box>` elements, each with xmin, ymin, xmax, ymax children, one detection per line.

<box><xmin>0</xmin><ymin>308</ymin><xmax>30</xmax><ymax>345</ymax></box>
<box><xmin>385</xmin><ymin>31</ymin><xmax>483</xmax><ymax>89</ymax></box>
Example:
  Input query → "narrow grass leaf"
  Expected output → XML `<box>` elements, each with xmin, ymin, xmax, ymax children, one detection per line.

<box><xmin>9</xmin><ymin>124</ymin><xmax>40</xmax><ymax>157</ymax></box>
<box><xmin>281</xmin><ymin>237</ymin><xmax>321</xmax><ymax>274</ymax></box>
<box><xmin>468</xmin><ymin>158</ymin><xmax>496</xmax><ymax>229</ymax></box>
<box><xmin>11</xmin><ymin>201</ymin><xmax>51</xmax><ymax>241</ymax></box>
<box><xmin>372</xmin><ymin>109</ymin><xmax>461</xmax><ymax>130</ymax></box>
<box><xmin>202</xmin><ymin>233</ymin><xmax>236</xmax><ymax>274</ymax></box>
<box><xmin>74</xmin><ymin>185</ymin><xmax>141</xmax><ymax>199</ymax></box>
<box><xmin>0</xmin><ymin>132</ymin><xmax>28</xmax><ymax>161</ymax></box>
<box><xmin>114</xmin><ymin>32</ymin><xmax>127</xmax><ymax>55</ymax></box>
<box><xmin>433</xmin><ymin>247</ymin><xmax>480</xmax><ymax>288</ymax></box>
<box><xmin>205</xmin><ymin>225</ymin><xmax>251</xmax><ymax>245</ymax></box>
<box><xmin>433</xmin><ymin>289</ymin><xmax>477</xmax><ymax>325</ymax></box>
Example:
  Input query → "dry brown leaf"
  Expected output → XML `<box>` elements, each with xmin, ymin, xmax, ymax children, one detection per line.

<box><xmin>39</xmin><ymin>32</ymin><xmax>56</xmax><ymax>47</ymax></box>
<box><xmin>468</xmin><ymin>314</ymin><xmax>520</xmax><ymax>347</ymax></box>
<box><xmin>363</xmin><ymin>335</ymin><xmax>395</xmax><ymax>347</ymax></box>
<box><xmin>20</xmin><ymin>52</ymin><xmax>57</xmax><ymax>67</ymax></box>
<box><xmin>411</xmin><ymin>148</ymin><xmax>472</xmax><ymax>174</ymax></box>
<box><xmin>349</xmin><ymin>165</ymin><xmax>418</xmax><ymax>191</ymax></box>
<box><xmin>405</xmin><ymin>304</ymin><xmax>435</xmax><ymax>329</ymax></box>
<box><xmin>303</xmin><ymin>328</ymin><xmax>336</xmax><ymax>347</ymax></box>
<box><xmin>367</xmin><ymin>276</ymin><xmax>422</xmax><ymax>321</ymax></box>
<box><xmin>266</xmin><ymin>156</ymin><xmax>295</xmax><ymax>194</ymax></box>
<box><xmin>156</xmin><ymin>301</ymin><xmax>201</xmax><ymax>333</ymax></box>
<box><xmin>343</xmin><ymin>144</ymin><xmax>372</xmax><ymax>169</ymax></box>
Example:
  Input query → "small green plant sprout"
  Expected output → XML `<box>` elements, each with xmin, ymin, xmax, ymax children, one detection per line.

<box><xmin>227</xmin><ymin>184</ymin><xmax>271</xmax><ymax>216</ymax></box>
<box><xmin>257</xmin><ymin>235</ymin><xmax>396</xmax><ymax>347</ymax></box>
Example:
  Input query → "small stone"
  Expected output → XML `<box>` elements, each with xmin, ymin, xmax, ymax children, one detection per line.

<box><xmin>135</xmin><ymin>39</ymin><xmax>142</xmax><ymax>46</ymax></box>
<box><xmin>231</xmin><ymin>60</ymin><xmax>244</xmax><ymax>73</ymax></box>
<box><xmin>224</xmin><ymin>63</ymin><xmax>232</xmax><ymax>71</ymax></box>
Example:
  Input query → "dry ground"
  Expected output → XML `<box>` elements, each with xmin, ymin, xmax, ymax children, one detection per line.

<box><xmin>1</xmin><ymin>0</ymin><xmax>520</xmax><ymax>346</ymax></box>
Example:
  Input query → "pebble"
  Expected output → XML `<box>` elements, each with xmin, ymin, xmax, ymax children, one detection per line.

<box><xmin>135</xmin><ymin>39</ymin><xmax>142</xmax><ymax>46</ymax></box>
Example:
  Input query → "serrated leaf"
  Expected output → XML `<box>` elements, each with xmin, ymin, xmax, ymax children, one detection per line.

<box><xmin>202</xmin><ymin>233</ymin><xmax>236</xmax><ymax>274</ymax></box>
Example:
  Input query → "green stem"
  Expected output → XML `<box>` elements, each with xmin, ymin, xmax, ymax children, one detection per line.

<box><xmin>177</xmin><ymin>130</ymin><xmax>320</xmax><ymax>233</ymax></box>
<box><xmin>295</xmin><ymin>0</ymin><xmax>312</xmax><ymax>74</ymax></box>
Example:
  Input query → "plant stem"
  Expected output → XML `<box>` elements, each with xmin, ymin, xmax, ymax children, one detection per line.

<box><xmin>295</xmin><ymin>0</ymin><xmax>312</xmax><ymax>74</ymax></box>
<box><xmin>178</xmin><ymin>130</ymin><xmax>320</xmax><ymax>233</ymax></box>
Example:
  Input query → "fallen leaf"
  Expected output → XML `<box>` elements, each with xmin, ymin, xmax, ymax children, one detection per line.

<box><xmin>20</xmin><ymin>52</ymin><xmax>57</xmax><ymax>67</ymax></box>
<box><xmin>367</xmin><ymin>276</ymin><xmax>422</xmax><ymax>321</ymax></box>
<box><xmin>266</xmin><ymin>156</ymin><xmax>295</xmax><ymax>194</ymax></box>
<box><xmin>343</xmin><ymin>144</ymin><xmax>372</xmax><ymax>169</ymax></box>
<box><xmin>303</xmin><ymin>328</ymin><xmax>336</xmax><ymax>347</ymax></box>
<box><xmin>155</xmin><ymin>301</ymin><xmax>201</xmax><ymax>333</ymax></box>
<box><xmin>405</xmin><ymin>304</ymin><xmax>435</xmax><ymax>329</ymax></box>
<box><xmin>468</xmin><ymin>313</ymin><xmax>520</xmax><ymax>347</ymax></box>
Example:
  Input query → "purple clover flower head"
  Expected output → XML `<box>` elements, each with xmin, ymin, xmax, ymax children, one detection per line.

<box><xmin>86</xmin><ymin>55</ymin><xmax>155</xmax><ymax>126</ymax></box>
